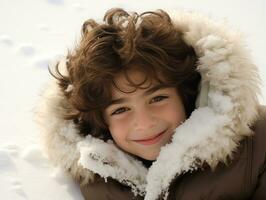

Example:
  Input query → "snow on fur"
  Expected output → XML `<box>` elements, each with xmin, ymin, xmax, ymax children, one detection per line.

<box><xmin>78</xmin><ymin>135</ymin><xmax>147</xmax><ymax>196</ymax></box>
<box><xmin>144</xmin><ymin>107</ymin><xmax>231</xmax><ymax>200</ymax></box>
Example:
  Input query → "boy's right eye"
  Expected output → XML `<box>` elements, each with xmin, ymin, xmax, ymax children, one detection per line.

<box><xmin>111</xmin><ymin>107</ymin><xmax>129</xmax><ymax>115</ymax></box>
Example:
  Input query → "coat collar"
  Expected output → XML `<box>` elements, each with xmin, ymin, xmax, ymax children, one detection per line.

<box><xmin>36</xmin><ymin>10</ymin><xmax>261</xmax><ymax>200</ymax></box>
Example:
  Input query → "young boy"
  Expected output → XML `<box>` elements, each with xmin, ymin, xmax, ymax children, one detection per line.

<box><xmin>37</xmin><ymin>8</ymin><xmax>266</xmax><ymax>200</ymax></box>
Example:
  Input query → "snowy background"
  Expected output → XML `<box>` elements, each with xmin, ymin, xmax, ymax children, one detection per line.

<box><xmin>0</xmin><ymin>0</ymin><xmax>265</xmax><ymax>199</ymax></box>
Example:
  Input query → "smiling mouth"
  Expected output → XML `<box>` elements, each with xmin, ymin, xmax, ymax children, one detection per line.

<box><xmin>133</xmin><ymin>130</ymin><xmax>166</xmax><ymax>145</ymax></box>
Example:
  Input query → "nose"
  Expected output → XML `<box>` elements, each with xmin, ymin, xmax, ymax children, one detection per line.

<box><xmin>133</xmin><ymin>107</ymin><xmax>157</xmax><ymax>131</ymax></box>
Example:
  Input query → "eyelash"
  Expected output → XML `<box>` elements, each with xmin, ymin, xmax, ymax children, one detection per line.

<box><xmin>150</xmin><ymin>95</ymin><xmax>168</xmax><ymax>103</ymax></box>
<box><xmin>110</xmin><ymin>95</ymin><xmax>169</xmax><ymax>116</ymax></box>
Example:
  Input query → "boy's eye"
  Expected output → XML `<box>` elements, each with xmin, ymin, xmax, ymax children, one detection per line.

<box><xmin>150</xmin><ymin>95</ymin><xmax>168</xmax><ymax>103</ymax></box>
<box><xmin>111</xmin><ymin>107</ymin><xmax>129</xmax><ymax>115</ymax></box>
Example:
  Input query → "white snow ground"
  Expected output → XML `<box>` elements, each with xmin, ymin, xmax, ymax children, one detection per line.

<box><xmin>0</xmin><ymin>0</ymin><xmax>265</xmax><ymax>199</ymax></box>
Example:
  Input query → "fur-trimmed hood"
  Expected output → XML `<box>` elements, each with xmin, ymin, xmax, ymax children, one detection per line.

<box><xmin>36</xmin><ymin>10</ymin><xmax>261</xmax><ymax>200</ymax></box>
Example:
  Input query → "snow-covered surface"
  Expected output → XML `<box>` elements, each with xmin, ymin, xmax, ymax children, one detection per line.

<box><xmin>0</xmin><ymin>0</ymin><xmax>265</xmax><ymax>199</ymax></box>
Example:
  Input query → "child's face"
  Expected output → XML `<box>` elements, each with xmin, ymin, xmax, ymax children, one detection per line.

<box><xmin>104</xmin><ymin>67</ymin><xmax>186</xmax><ymax>160</ymax></box>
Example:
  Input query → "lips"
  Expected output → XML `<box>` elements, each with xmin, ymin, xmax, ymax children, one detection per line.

<box><xmin>133</xmin><ymin>130</ymin><xmax>166</xmax><ymax>145</ymax></box>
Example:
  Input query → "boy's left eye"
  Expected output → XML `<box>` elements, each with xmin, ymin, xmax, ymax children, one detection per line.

<box><xmin>150</xmin><ymin>95</ymin><xmax>168</xmax><ymax>103</ymax></box>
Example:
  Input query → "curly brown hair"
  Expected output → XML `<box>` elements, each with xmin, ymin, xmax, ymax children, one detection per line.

<box><xmin>50</xmin><ymin>8</ymin><xmax>201</xmax><ymax>141</ymax></box>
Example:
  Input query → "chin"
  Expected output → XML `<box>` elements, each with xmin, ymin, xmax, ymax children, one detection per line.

<box><xmin>139</xmin><ymin>151</ymin><xmax>159</xmax><ymax>161</ymax></box>
<box><xmin>144</xmin><ymin>157</ymin><xmax>156</xmax><ymax>161</ymax></box>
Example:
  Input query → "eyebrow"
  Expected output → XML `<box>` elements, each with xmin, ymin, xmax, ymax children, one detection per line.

<box><xmin>107</xmin><ymin>84</ymin><xmax>171</xmax><ymax>106</ymax></box>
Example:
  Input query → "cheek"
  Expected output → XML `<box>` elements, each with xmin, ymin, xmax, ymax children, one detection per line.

<box><xmin>169</xmin><ymin>109</ymin><xmax>186</xmax><ymax>126</ymax></box>
<box><xmin>160</xmin><ymin>100</ymin><xmax>186</xmax><ymax>126</ymax></box>
<box><xmin>108</xmin><ymin>117</ymin><xmax>131</xmax><ymax>144</ymax></box>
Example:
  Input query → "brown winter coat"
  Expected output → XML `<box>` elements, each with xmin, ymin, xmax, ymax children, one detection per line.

<box><xmin>80</xmin><ymin>106</ymin><xmax>266</xmax><ymax>200</ymax></box>
<box><xmin>36</xmin><ymin>10</ymin><xmax>266</xmax><ymax>200</ymax></box>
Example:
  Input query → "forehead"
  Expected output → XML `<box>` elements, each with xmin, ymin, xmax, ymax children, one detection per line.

<box><xmin>111</xmin><ymin>67</ymin><xmax>163</xmax><ymax>94</ymax></box>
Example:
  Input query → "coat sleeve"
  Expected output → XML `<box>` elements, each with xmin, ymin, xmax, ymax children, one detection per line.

<box><xmin>79</xmin><ymin>176</ymin><xmax>144</xmax><ymax>200</ymax></box>
<box><xmin>251</xmin><ymin>106</ymin><xmax>266</xmax><ymax>199</ymax></box>
<box><xmin>251</xmin><ymin>166</ymin><xmax>266</xmax><ymax>199</ymax></box>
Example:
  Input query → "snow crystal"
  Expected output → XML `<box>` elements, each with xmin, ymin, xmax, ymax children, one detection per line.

<box><xmin>59</xmin><ymin>121</ymin><xmax>80</xmax><ymax>142</ymax></box>
<box><xmin>196</xmin><ymin>35</ymin><xmax>227</xmax><ymax>50</ymax></box>
<box><xmin>208</xmin><ymin>91</ymin><xmax>234</xmax><ymax>113</ymax></box>
<box><xmin>65</xmin><ymin>84</ymin><xmax>73</xmax><ymax>92</ymax></box>
<box><xmin>78</xmin><ymin>136</ymin><xmax>147</xmax><ymax>195</ymax></box>
<box><xmin>212</xmin><ymin>61</ymin><xmax>231</xmax><ymax>76</ymax></box>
